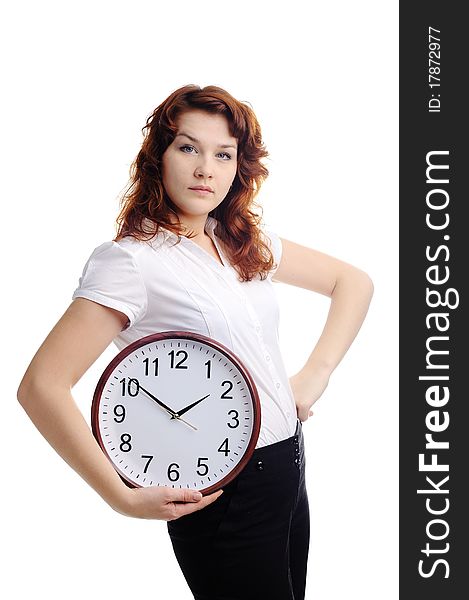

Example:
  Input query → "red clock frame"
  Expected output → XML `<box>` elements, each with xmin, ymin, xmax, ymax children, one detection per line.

<box><xmin>91</xmin><ymin>330</ymin><xmax>262</xmax><ymax>495</ymax></box>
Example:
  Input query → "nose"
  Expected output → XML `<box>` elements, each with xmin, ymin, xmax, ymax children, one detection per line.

<box><xmin>194</xmin><ymin>156</ymin><xmax>213</xmax><ymax>179</ymax></box>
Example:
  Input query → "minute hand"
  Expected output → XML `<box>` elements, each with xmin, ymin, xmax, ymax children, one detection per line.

<box><xmin>177</xmin><ymin>394</ymin><xmax>211</xmax><ymax>417</ymax></box>
<box><xmin>138</xmin><ymin>384</ymin><xmax>178</xmax><ymax>417</ymax></box>
<box><xmin>138</xmin><ymin>384</ymin><xmax>198</xmax><ymax>431</ymax></box>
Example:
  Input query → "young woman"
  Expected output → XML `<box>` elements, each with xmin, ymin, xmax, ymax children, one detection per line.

<box><xmin>17</xmin><ymin>84</ymin><xmax>373</xmax><ymax>600</ymax></box>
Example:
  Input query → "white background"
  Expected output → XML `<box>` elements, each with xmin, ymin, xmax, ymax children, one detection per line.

<box><xmin>2</xmin><ymin>1</ymin><xmax>398</xmax><ymax>598</ymax></box>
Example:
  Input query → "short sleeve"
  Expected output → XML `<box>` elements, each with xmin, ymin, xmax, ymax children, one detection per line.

<box><xmin>262</xmin><ymin>227</ymin><xmax>283</xmax><ymax>279</ymax></box>
<box><xmin>72</xmin><ymin>241</ymin><xmax>148</xmax><ymax>329</ymax></box>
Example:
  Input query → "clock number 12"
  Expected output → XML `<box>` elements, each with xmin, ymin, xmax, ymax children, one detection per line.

<box><xmin>168</xmin><ymin>350</ymin><xmax>188</xmax><ymax>369</ymax></box>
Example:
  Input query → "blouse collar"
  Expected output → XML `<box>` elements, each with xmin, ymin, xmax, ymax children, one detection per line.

<box><xmin>154</xmin><ymin>215</ymin><xmax>217</xmax><ymax>240</ymax></box>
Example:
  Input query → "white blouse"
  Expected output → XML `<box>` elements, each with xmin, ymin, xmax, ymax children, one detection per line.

<box><xmin>72</xmin><ymin>216</ymin><xmax>298</xmax><ymax>448</ymax></box>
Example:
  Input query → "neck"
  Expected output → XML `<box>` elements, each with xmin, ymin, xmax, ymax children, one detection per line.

<box><xmin>169</xmin><ymin>214</ymin><xmax>212</xmax><ymax>238</ymax></box>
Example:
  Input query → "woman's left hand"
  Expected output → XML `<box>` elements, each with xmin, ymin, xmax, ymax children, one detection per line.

<box><xmin>289</xmin><ymin>368</ymin><xmax>330</xmax><ymax>422</ymax></box>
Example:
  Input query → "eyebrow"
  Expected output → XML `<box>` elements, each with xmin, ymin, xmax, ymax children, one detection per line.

<box><xmin>175</xmin><ymin>132</ymin><xmax>237</xmax><ymax>150</ymax></box>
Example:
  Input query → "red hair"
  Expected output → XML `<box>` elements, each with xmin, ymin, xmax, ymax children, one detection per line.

<box><xmin>115</xmin><ymin>84</ymin><xmax>275</xmax><ymax>281</ymax></box>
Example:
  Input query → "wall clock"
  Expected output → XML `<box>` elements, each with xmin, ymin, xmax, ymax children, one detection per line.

<box><xmin>92</xmin><ymin>331</ymin><xmax>261</xmax><ymax>495</ymax></box>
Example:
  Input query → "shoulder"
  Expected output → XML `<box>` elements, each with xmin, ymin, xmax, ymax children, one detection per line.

<box><xmin>76</xmin><ymin>237</ymin><xmax>152</xmax><ymax>287</ymax></box>
<box><xmin>73</xmin><ymin>237</ymin><xmax>151</xmax><ymax>329</ymax></box>
<box><xmin>84</xmin><ymin>235</ymin><xmax>158</xmax><ymax>268</ymax></box>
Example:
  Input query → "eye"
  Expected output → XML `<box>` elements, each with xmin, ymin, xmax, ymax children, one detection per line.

<box><xmin>179</xmin><ymin>144</ymin><xmax>197</xmax><ymax>154</ymax></box>
<box><xmin>179</xmin><ymin>145</ymin><xmax>233</xmax><ymax>161</ymax></box>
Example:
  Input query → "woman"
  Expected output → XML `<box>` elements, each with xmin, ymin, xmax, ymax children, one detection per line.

<box><xmin>17</xmin><ymin>84</ymin><xmax>373</xmax><ymax>600</ymax></box>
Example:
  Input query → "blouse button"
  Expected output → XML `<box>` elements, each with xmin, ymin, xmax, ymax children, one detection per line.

<box><xmin>276</xmin><ymin>383</ymin><xmax>281</xmax><ymax>389</ymax></box>
<box><xmin>265</xmin><ymin>355</ymin><xmax>270</xmax><ymax>361</ymax></box>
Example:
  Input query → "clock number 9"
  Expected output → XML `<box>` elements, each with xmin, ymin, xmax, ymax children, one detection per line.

<box><xmin>167</xmin><ymin>463</ymin><xmax>180</xmax><ymax>482</ymax></box>
<box><xmin>113</xmin><ymin>404</ymin><xmax>126</xmax><ymax>423</ymax></box>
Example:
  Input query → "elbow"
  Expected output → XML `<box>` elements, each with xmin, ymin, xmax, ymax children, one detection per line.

<box><xmin>17</xmin><ymin>372</ymin><xmax>35</xmax><ymax>407</ymax></box>
<box><xmin>18</xmin><ymin>367</ymin><xmax>71</xmax><ymax>408</ymax></box>
<box><xmin>17</xmin><ymin>371</ymin><xmax>49</xmax><ymax>408</ymax></box>
<box><xmin>361</xmin><ymin>271</ymin><xmax>374</xmax><ymax>300</ymax></box>
<box><xmin>337</xmin><ymin>267</ymin><xmax>374</xmax><ymax>303</ymax></box>
<box><xmin>357</xmin><ymin>270</ymin><xmax>374</xmax><ymax>305</ymax></box>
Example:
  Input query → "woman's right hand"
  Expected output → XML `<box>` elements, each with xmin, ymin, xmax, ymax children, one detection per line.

<box><xmin>17</xmin><ymin>298</ymin><xmax>225</xmax><ymax>525</ymax></box>
<box><xmin>114</xmin><ymin>485</ymin><xmax>224</xmax><ymax>521</ymax></box>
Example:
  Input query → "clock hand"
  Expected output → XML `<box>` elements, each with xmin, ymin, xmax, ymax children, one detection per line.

<box><xmin>138</xmin><ymin>384</ymin><xmax>198</xmax><ymax>431</ymax></box>
<box><xmin>177</xmin><ymin>394</ymin><xmax>211</xmax><ymax>417</ymax></box>
<box><xmin>138</xmin><ymin>384</ymin><xmax>178</xmax><ymax>416</ymax></box>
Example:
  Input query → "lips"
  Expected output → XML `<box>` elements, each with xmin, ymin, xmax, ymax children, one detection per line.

<box><xmin>189</xmin><ymin>186</ymin><xmax>214</xmax><ymax>193</ymax></box>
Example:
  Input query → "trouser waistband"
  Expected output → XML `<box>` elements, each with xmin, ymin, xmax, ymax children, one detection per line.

<box><xmin>242</xmin><ymin>418</ymin><xmax>305</xmax><ymax>475</ymax></box>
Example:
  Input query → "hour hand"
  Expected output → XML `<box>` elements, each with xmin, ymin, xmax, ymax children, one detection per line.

<box><xmin>177</xmin><ymin>394</ymin><xmax>211</xmax><ymax>417</ymax></box>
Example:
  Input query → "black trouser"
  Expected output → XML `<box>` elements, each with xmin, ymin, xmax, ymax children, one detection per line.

<box><xmin>167</xmin><ymin>419</ymin><xmax>310</xmax><ymax>600</ymax></box>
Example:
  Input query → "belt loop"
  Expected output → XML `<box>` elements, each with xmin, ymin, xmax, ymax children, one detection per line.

<box><xmin>296</xmin><ymin>418</ymin><xmax>302</xmax><ymax>436</ymax></box>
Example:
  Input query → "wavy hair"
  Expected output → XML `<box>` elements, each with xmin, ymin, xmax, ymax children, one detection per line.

<box><xmin>115</xmin><ymin>84</ymin><xmax>275</xmax><ymax>281</ymax></box>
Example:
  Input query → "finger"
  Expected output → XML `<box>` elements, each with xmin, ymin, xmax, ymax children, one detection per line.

<box><xmin>171</xmin><ymin>489</ymin><xmax>224</xmax><ymax>519</ymax></box>
<box><xmin>164</xmin><ymin>487</ymin><xmax>204</xmax><ymax>503</ymax></box>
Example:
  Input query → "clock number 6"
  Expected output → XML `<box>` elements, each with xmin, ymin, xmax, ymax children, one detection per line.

<box><xmin>167</xmin><ymin>463</ymin><xmax>180</xmax><ymax>482</ymax></box>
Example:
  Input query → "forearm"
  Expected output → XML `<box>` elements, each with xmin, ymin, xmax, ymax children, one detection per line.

<box><xmin>17</xmin><ymin>379</ymin><xmax>131</xmax><ymax>513</ymax></box>
<box><xmin>303</xmin><ymin>269</ymin><xmax>374</xmax><ymax>377</ymax></box>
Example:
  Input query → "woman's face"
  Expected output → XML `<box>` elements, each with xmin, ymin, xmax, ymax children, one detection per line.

<box><xmin>161</xmin><ymin>110</ymin><xmax>238</xmax><ymax>223</ymax></box>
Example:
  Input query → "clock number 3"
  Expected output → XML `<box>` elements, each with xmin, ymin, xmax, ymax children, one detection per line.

<box><xmin>227</xmin><ymin>409</ymin><xmax>239</xmax><ymax>428</ymax></box>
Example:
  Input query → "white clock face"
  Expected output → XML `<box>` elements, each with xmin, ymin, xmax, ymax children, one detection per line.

<box><xmin>92</xmin><ymin>332</ymin><xmax>260</xmax><ymax>493</ymax></box>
